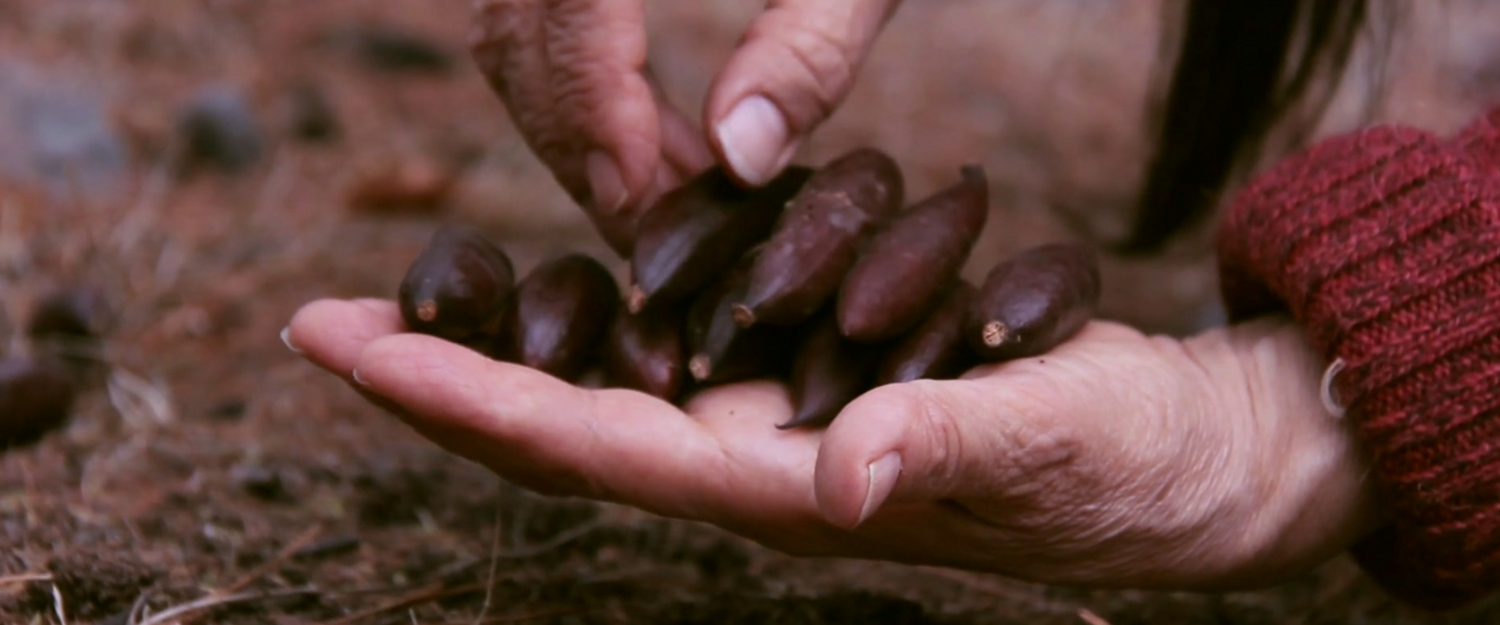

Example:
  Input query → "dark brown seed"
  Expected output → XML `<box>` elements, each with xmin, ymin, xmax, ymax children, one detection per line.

<box><xmin>500</xmin><ymin>254</ymin><xmax>621</xmax><ymax>382</ymax></box>
<box><xmin>25</xmin><ymin>286</ymin><xmax>114</xmax><ymax>372</ymax></box>
<box><xmin>601</xmin><ymin>305</ymin><xmax>686</xmax><ymax>402</ymax></box>
<box><xmin>778</xmin><ymin>311</ymin><xmax>885</xmax><ymax>430</ymax></box>
<box><xmin>837</xmin><ymin>165</ymin><xmax>989</xmax><ymax>342</ymax></box>
<box><xmin>628</xmin><ymin>165</ymin><xmax>813</xmax><ymax>314</ymax></box>
<box><xmin>684</xmin><ymin>254</ymin><xmax>802</xmax><ymax>385</ymax></box>
<box><xmin>398</xmin><ymin>224</ymin><xmax>515</xmax><ymax>343</ymax></box>
<box><xmin>25</xmin><ymin>287</ymin><xmax>113</xmax><ymax>340</ymax></box>
<box><xmin>966</xmin><ymin>242</ymin><xmax>1101</xmax><ymax>361</ymax></box>
<box><xmin>733</xmin><ymin>148</ymin><xmax>904</xmax><ymax>327</ymax></box>
<box><xmin>874</xmin><ymin>281</ymin><xmax>978</xmax><ymax>385</ymax></box>
<box><xmin>0</xmin><ymin>357</ymin><xmax>77</xmax><ymax>450</ymax></box>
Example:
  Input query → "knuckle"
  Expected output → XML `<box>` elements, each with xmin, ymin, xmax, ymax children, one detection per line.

<box><xmin>918</xmin><ymin>375</ymin><xmax>1086</xmax><ymax>502</ymax></box>
<box><xmin>904</xmin><ymin>382</ymin><xmax>970</xmax><ymax>487</ymax></box>
<box><xmin>546</xmin><ymin>67</ymin><xmax>598</xmax><ymax>125</ymax></box>
<box><xmin>748</xmin><ymin>18</ymin><xmax>860</xmax><ymax>120</ymax></box>
<box><xmin>995</xmin><ymin>383</ymin><xmax>1083</xmax><ymax>475</ymax></box>
<box><xmin>468</xmin><ymin>0</ymin><xmax>532</xmax><ymax>58</ymax></box>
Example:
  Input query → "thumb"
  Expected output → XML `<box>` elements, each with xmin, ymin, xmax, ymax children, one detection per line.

<box><xmin>812</xmin><ymin>375</ymin><xmax>1084</xmax><ymax>530</ymax></box>
<box><xmin>705</xmin><ymin>0</ymin><xmax>902</xmax><ymax>187</ymax></box>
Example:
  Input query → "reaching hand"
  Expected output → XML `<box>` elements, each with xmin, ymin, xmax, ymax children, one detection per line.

<box><xmin>284</xmin><ymin>297</ymin><xmax>1382</xmax><ymax>591</ymax></box>
<box><xmin>468</xmin><ymin>0</ymin><xmax>903</xmax><ymax>255</ymax></box>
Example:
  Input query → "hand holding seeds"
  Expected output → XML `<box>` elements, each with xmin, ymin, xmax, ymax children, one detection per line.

<box><xmin>286</xmin><ymin>292</ymin><xmax>1381</xmax><ymax>590</ymax></box>
<box><xmin>390</xmin><ymin>148</ymin><xmax>1101</xmax><ymax>428</ymax></box>
<box><xmin>286</xmin><ymin>151</ymin><xmax>1378</xmax><ymax>591</ymax></box>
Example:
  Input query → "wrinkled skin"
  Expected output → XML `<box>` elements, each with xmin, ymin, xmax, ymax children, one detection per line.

<box><xmin>285</xmin><ymin>300</ymin><xmax>1381</xmax><ymax>591</ymax></box>
<box><xmin>467</xmin><ymin>0</ymin><xmax>900</xmax><ymax>255</ymax></box>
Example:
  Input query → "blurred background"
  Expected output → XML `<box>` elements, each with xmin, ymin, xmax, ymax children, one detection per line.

<box><xmin>1</xmin><ymin>0</ymin><xmax>1497</xmax><ymax>622</ymax></box>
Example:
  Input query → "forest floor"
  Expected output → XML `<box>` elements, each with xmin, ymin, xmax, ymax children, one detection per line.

<box><xmin>1</xmin><ymin>1</ymin><xmax>1497</xmax><ymax>623</ymax></box>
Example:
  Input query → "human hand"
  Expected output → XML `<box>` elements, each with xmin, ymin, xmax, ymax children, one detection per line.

<box><xmin>468</xmin><ymin>0</ymin><xmax>902</xmax><ymax>255</ymax></box>
<box><xmin>283</xmin><ymin>298</ymin><xmax>1383</xmax><ymax>591</ymax></box>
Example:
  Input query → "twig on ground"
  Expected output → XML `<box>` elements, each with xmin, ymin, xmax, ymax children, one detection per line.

<box><xmin>51</xmin><ymin>584</ymin><xmax>69</xmax><ymax>625</ymax></box>
<box><xmin>435</xmin><ymin>608</ymin><xmax>580</xmax><ymax>625</ymax></box>
<box><xmin>473</xmin><ymin>507</ymin><xmax>503</xmax><ymax>625</ymax></box>
<box><xmin>0</xmin><ymin>572</ymin><xmax>52</xmax><ymax>585</ymax></box>
<box><xmin>107</xmin><ymin>365</ymin><xmax>177</xmax><ymax>429</ymax></box>
<box><xmin>312</xmin><ymin>582</ymin><xmax>485</xmax><ymax>625</ymax></box>
<box><xmin>134</xmin><ymin>586</ymin><xmax>322</xmax><ymax>625</ymax></box>
<box><xmin>126</xmin><ymin>588</ymin><xmax>153</xmax><ymax>625</ymax></box>
<box><xmin>1077</xmin><ymin>607</ymin><xmax>1113</xmax><ymax>625</ymax></box>
<box><xmin>211</xmin><ymin>525</ymin><xmax>324</xmax><ymax>598</ymax></box>
<box><xmin>430</xmin><ymin>518</ymin><xmax>609</xmax><ymax>581</ymax></box>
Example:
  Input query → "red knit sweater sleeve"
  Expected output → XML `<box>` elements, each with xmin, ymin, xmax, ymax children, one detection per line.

<box><xmin>1216</xmin><ymin>105</ymin><xmax>1500</xmax><ymax>610</ymax></box>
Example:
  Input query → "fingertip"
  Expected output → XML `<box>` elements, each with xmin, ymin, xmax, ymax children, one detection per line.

<box><xmin>657</xmin><ymin>105</ymin><xmax>715</xmax><ymax>178</ymax></box>
<box><xmin>710</xmin><ymin>94</ymin><xmax>798</xmax><ymax>187</ymax></box>
<box><xmin>348</xmin><ymin>298</ymin><xmax>402</xmax><ymax>317</ymax></box>
<box><xmin>353</xmin><ymin>332</ymin><xmax>476</xmax><ymax>393</ymax></box>
<box><xmin>813</xmin><ymin>384</ymin><xmax>916</xmax><ymax>528</ymax></box>
<box><xmin>353</xmin><ymin>332</ymin><xmax>598</xmax><ymax>432</ymax></box>
<box><xmin>586</xmin><ymin>150</ymin><xmax>629</xmax><ymax>213</ymax></box>
<box><xmin>351</xmin><ymin>333</ymin><xmax>496</xmax><ymax>426</ymax></box>
<box><xmin>703</xmin><ymin>1</ymin><xmax>890</xmax><ymax>187</ymax></box>
<box><xmin>583</xmin><ymin>74</ymin><xmax>662</xmax><ymax>214</ymax></box>
<box><xmin>287</xmin><ymin>298</ymin><xmax>405</xmax><ymax>376</ymax></box>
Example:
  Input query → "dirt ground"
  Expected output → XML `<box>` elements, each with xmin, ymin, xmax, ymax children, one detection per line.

<box><xmin>3</xmin><ymin>1</ymin><xmax>1500</xmax><ymax>623</ymax></box>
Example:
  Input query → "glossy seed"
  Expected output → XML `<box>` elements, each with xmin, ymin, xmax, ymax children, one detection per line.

<box><xmin>966</xmin><ymin>242</ymin><xmax>1101</xmax><ymax>361</ymax></box>
<box><xmin>25</xmin><ymin>286</ymin><xmax>114</xmax><ymax>370</ymax></box>
<box><xmin>500</xmin><ymin>253</ymin><xmax>621</xmax><ymax>382</ymax></box>
<box><xmin>733</xmin><ymin>148</ymin><xmax>904</xmax><ymax>327</ymax></box>
<box><xmin>777</xmin><ymin>311</ymin><xmax>886</xmax><ymax>430</ymax></box>
<box><xmin>627</xmin><ymin>165</ymin><xmax>813</xmax><ymax>314</ymax></box>
<box><xmin>398</xmin><ymin>225</ymin><xmax>515</xmax><ymax>343</ymax></box>
<box><xmin>601</xmin><ymin>305</ymin><xmax>686</xmax><ymax>401</ymax></box>
<box><xmin>0</xmin><ymin>357</ymin><xmax>77</xmax><ymax>450</ymax></box>
<box><xmin>684</xmin><ymin>253</ymin><xmax>802</xmax><ymax>385</ymax></box>
<box><xmin>837</xmin><ymin>165</ymin><xmax>989</xmax><ymax>342</ymax></box>
<box><xmin>874</xmin><ymin>281</ymin><xmax>978</xmax><ymax>385</ymax></box>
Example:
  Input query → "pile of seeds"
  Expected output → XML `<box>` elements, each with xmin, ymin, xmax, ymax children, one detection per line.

<box><xmin>397</xmin><ymin>148</ymin><xmax>1101</xmax><ymax>429</ymax></box>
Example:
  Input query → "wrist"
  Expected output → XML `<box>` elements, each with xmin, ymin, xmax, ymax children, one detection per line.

<box><xmin>1182</xmin><ymin>317</ymin><xmax>1386</xmax><ymax>586</ymax></box>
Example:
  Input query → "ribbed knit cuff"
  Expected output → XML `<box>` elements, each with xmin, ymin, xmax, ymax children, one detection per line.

<box><xmin>1216</xmin><ymin>111</ymin><xmax>1500</xmax><ymax>610</ymax></box>
<box><xmin>1457</xmin><ymin>106</ymin><xmax>1500</xmax><ymax>174</ymax></box>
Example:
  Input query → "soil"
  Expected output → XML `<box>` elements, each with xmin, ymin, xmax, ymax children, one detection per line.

<box><xmin>1</xmin><ymin>1</ymin><xmax>1499</xmax><ymax>623</ymax></box>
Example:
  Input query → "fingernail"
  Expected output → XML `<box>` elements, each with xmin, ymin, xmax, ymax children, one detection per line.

<box><xmin>715</xmin><ymin>95</ymin><xmax>791</xmax><ymax>186</ymax></box>
<box><xmin>586</xmin><ymin>151</ymin><xmax>628</xmax><ymax>213</ymax></box>
<box><xmin>280</xmin><ymin>327</ymin><xmax>302</xmax><ymax>354</ymax></box>
<box><xmin>352</xmin><ymin>368</ymin><xmax>370</xmax><ymax>387</ymax></box>
<box><xmin>857</xmin><ymin>451</ymin><xmax>903</xmax><ymax>526</ymax></box>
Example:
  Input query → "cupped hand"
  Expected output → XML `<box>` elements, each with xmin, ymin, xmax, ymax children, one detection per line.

<box><xmin>284</xmin><ymin>298</ymin><xmax>1382</xmax><ymax>591</ymax></box>
<box><xmin>469</xmin><ymin>0</ymin><xmax>902</xmax><ymax>255</ymax></box>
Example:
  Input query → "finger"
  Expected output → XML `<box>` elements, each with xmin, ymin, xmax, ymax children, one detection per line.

<box><xmin>284</xmin><ymin>298</ymin><xmax>405</xmax><ymax>382</ymax></box>
<box><xmin>642</xmin><ymin>66</ymin><xmax>714</xmax><ymax>180</ymax></box>
<box><xmin>471</xmin><ymin>0</ymin><xmax>660</xmax><ymax>216</ymax></box>
<box><xmin>813</xmin><ymin>322</ymin><xmax>1141</xmax><ymax>529</ymax></box>
<box><xmin>349</xmin><ymin>332</ymin><xmax>822</xmax><ymax>524</ymax></box>
<box><xmin>811</xmin><ymin>378</ymin><xmax>1039</xmax><ymax>529</ymax></box>
<box><xmin>470</xmin><ymin>1</ymin><xmax>648</xmax><ymax>254</ymax></box>
<box><xmin>616</xmin><ymin>74</ymin><xmax>714</xmax><ymax>231</ymax></box>
<box><xmin>704</xmin><ymin>0</ymin><xmax>902</xmax><ymax>187</ymax></box>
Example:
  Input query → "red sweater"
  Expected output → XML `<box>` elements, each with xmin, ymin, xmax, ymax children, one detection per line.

<box><xmin>1217</xmin><ymin>105</ymin><xmax>1500</xmax><ymax>609</ymax></box>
